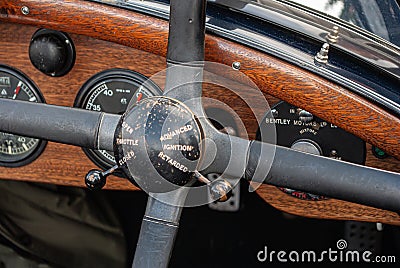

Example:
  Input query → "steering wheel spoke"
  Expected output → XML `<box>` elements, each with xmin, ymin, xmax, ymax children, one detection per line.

<box><xmin>132</xmin><ymin>189</ymin><xmax>189</xmax><ymax>268</ymax></box>
<box><xmin>162</xmin><ymin>0</ymin><xmax>206</xmax><ymax>104</ymax></box>
<box><xmin>0</xmin><ymin>98</ymin><xmax>119</xmax><ymax>151</ymax></box>
<box><xmin>205</xmin><ymin>135</ymin><xmax>400</xmax><ymax>212</ymax></box>
<box><xmin>163</xmin><ymin>63</ymin><xmax>205</xmax><ymax>114</ymax></box>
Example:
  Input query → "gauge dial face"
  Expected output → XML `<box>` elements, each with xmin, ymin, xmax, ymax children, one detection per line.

<box><xmin>75</xmin><ymin>69</ymin><xmax>162</xmax><ymax>170</ymax></box>
<box><xmin>0</xmin><ymin>66</ymin><xmax>46</xmax><ymax>166</ymax></box>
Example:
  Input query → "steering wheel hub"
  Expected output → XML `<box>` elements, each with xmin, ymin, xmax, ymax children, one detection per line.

<box><xmin>114</xmin><ymin>96</ymin><xmax>203</xmax><ymax>192</ymax></box>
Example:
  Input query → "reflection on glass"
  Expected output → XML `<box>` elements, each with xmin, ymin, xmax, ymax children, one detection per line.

<box><xmin>257</xmin><ymin>0</ymin><xmax>400</xmax><ymax>45</ymax></box>
<box><xmin>290</xmin><ymin>0</ymin><xmax>388</xmax><ymax>40</ymax></box>
<box><xmin>290</xmin><ymin>0</ymin><xmax>345</xmax><ymax>17</ymax></box>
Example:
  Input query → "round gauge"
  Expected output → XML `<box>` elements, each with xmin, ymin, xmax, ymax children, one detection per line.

<box><xmin>256</xmin><ymin>101</ymin><xmax>365</xmax><ymax>201</ymax></box>
<box><xmin>0</xmin><ymin>65</ymin><xmax>46</xmax><ymax>167</ymax></box>
<box><xmin>74</xmin><ymin>69</ymin><xmax>162</xmax><ymax>170</ymax></box>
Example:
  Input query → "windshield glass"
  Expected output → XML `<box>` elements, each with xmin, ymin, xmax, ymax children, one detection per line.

<box><xmin>258</xmin><ymin>0</ymin><xmax>400</xmax><ymax>46</ymax></box>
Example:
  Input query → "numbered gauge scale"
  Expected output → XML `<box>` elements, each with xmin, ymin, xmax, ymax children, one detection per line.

<box><xmin>74</xmin><ymin>69</ymin><xmax>162</xmax><ymax>170</ymax></box>
<box><xmin>0</xmin><ymin>65</ymin><xmax>47</xmax><ymax>167</ymax></box>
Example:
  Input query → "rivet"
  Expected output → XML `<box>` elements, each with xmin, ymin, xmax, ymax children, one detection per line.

<box><xmin>232</xmin><ymin>61</ymin><xmax>241</xmax><ymax>70</ymax></box>
<box><xmin>21</xmin><ymin>6</ymin><xmax>30</xmax><ymax>15</ymax></box>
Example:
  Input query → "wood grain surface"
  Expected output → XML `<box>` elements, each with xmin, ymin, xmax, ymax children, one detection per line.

<box><xmin>0</xmin><ymin>1</ymin><xmax>400</xmax><ymax>224</ymax></box>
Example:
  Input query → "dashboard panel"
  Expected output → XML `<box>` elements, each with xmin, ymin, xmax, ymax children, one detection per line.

<box><xmin>0</xmin><ymin>17</ymin><xmax>400</xmax><ymax>225</ymax></box>
<box><xmin>0</xmin><ymin>22</ymin><xmax>277</xmax><ymax>189</ymax></box>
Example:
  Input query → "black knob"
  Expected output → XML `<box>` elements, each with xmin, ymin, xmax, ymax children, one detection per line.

<box><xmin>29</xmin><ymin>29</ymin><xmax>75</xmax><ymax>77</ymax></box>
<box><xmin>85</xmin><ymin>169</ymin><xmax>107</xmax><ymax>190</ymax></box>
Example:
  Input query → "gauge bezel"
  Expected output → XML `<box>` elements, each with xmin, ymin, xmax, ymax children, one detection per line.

<box><xmin>0</xmin><ymin>65</ymin><xmax>47</xmax><ymax>167</ymax></box>
<box><xmin>74</xmin><ymin>68</ymin><xmax>162</xmax><ymax>171</ymax></box>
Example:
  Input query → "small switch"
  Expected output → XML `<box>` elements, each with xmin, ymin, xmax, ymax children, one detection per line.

<box><xmin>298</xmin><ymin>109</ymin><xmax>313</xmax><ymax>123</ymax></box>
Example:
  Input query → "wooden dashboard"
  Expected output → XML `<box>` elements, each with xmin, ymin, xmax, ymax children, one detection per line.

<box><xmin>1</xmin><ymin>0</ymin><xmax>400</xmax><ymax>225</ymax></box>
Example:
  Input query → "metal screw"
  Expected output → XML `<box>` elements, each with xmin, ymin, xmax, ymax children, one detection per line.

<box><xmin>232</xmin><ymin>61</ymin><xmax>241</xmax><ymax>70</ymax></box>
<box><xmin>327</xmin><ymin>26</ymin><xmax>339</xmax><ymax>43</ymax></box>
<box><xmin>21</xmin><ymin>6</ymin><xmax>30</xmax><ymax>15</ymax></box>
<box><xmin>315</xmin><ymin>43</ymin><xmax>329</xmax><ymax>64</ymax></box>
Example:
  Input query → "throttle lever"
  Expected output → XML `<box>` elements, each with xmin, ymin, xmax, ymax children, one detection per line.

<box><xmin>85</xmin><ymin>164</ymin><xmax>119</xmax><ymax>190</ymax></box>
